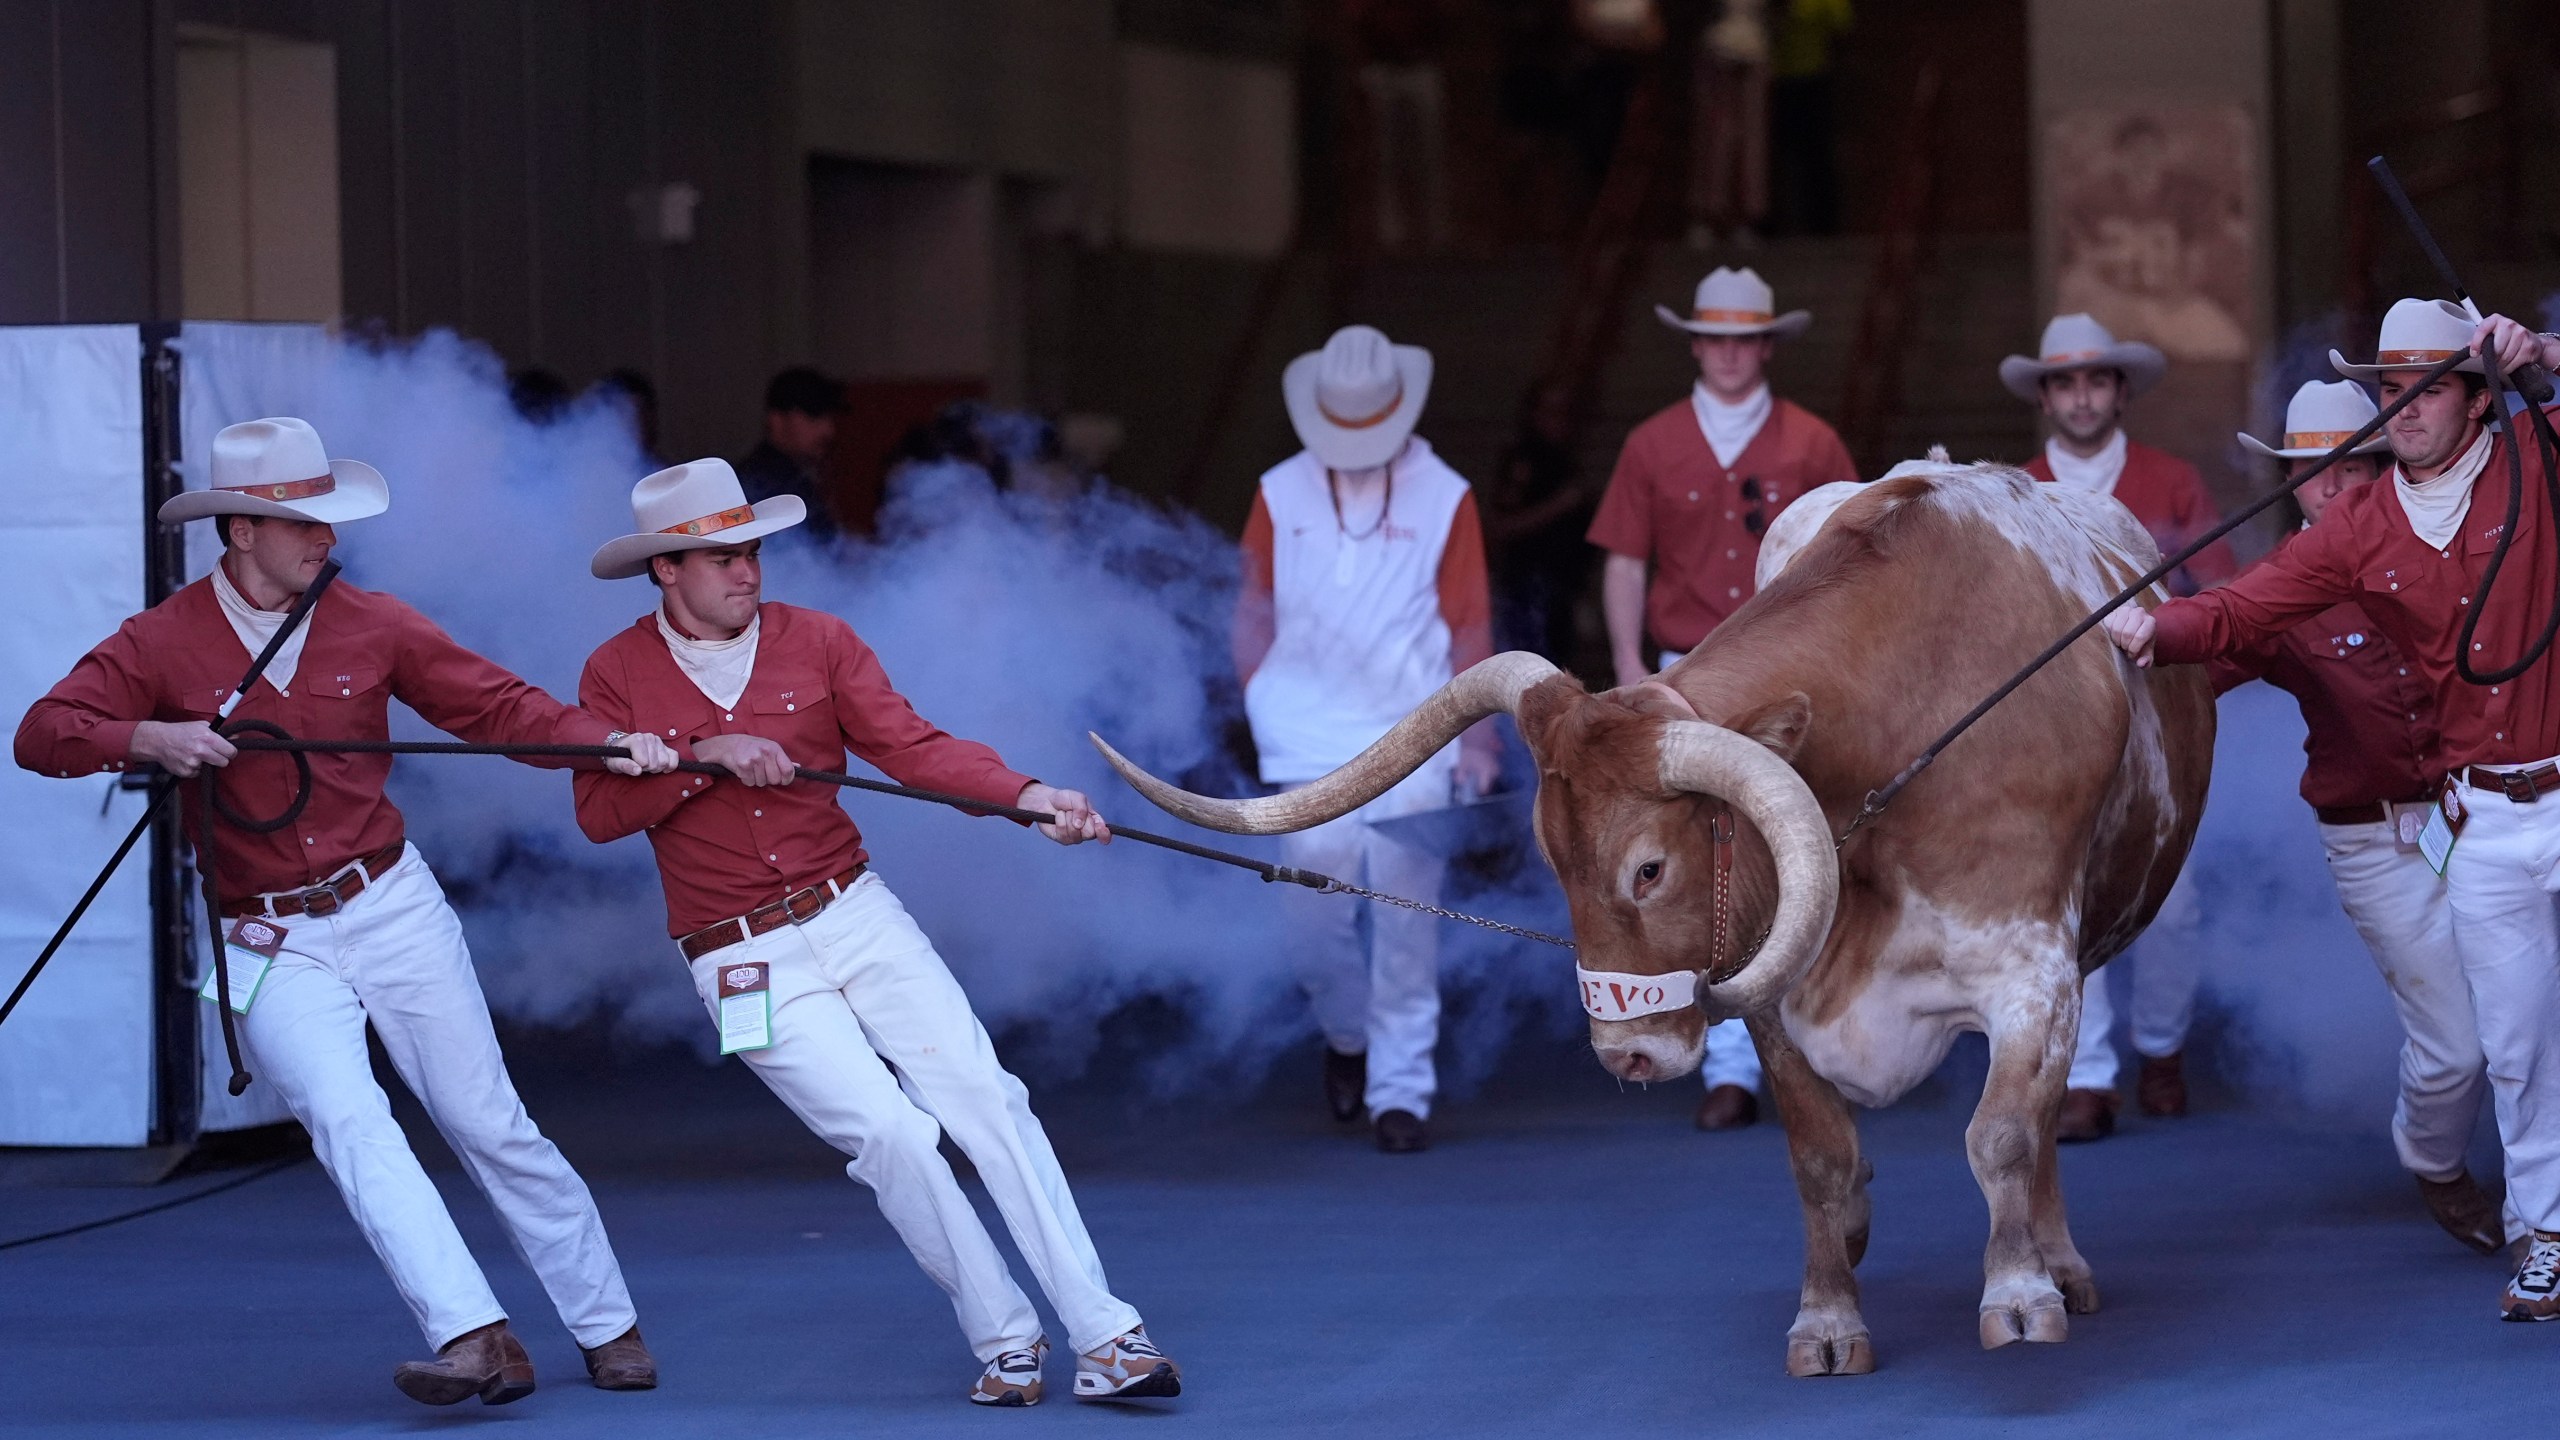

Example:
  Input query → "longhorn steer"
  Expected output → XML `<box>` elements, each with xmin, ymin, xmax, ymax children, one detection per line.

<box><xmin>1096</xmin><ymin>461</ymin><xmax>2214</xmax><ymax>1374</ymax></box>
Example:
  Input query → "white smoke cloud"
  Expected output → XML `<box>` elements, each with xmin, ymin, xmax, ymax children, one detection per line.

<box><xmin>195</xmin><ymin>329</ymin><xmax>1580</xmax><ymax>1096</ymax></box>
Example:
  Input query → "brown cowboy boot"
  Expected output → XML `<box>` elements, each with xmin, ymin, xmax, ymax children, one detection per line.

<box><xmin>1694</xmin><ymin>1084</ymin><xmax>1759</xmax><ymax>1131</ymax></box>
<box><xmin>393</xmin><ymin>1321</ymin><xmax>536</xmax><ymax>1406</ymax></box>
<box><xmin>2136</xmin><ymin>1052</ymin><xmax>2188</xmax><ymax>1117</ymax></box>
<box><xmin>582</xmin><ymin>1325</ymin><xmax>659</xmax><ymax>1391</ymax></box>
<box><xmin>2055</xmin><ymin>1088</ymin><xmax>2117</xmax><ymax>1143</ymax></box>
<box><xmin>2416</xmin><ymin>1171</ymin><xmax>2506</xmax><ymax>1256</ymax></box>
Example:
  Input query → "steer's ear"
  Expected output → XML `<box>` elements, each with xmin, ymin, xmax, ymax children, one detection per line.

<box><xmin>1512</xmin><ymin>674</ymin><xmax>1585</xmax><ymax>761</ymax></box>
<box><xmin>1728</xmin><ymin>690</ymin><xmax>1813</xmax><ymax>763</ymax></box>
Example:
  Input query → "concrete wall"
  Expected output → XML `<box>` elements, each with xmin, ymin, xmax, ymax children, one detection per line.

<box><xmin>0</xmin><ymin>0</ymin><xmax>173</xmax><ymax>327</ymax></box>
<box><xmin>2028</xmin><ymin>0</ymin><xmax>2277</xmax><ymax>508</ymax></box>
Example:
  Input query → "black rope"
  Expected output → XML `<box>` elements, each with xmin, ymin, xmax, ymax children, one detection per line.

<box><xmin>0</xmin><ymin>1156</ymin><xmax>307</xmax><ymax>1253</ymax></box>
<box><xmin>1840</xmin><ymin>346</ymin><xmax>2474</xmax><ymax>842</ymax></box>
<box><xmin>218</xmin><ymin>734</ymin><xmax>1343</xmax><ymax>890</ymax></box>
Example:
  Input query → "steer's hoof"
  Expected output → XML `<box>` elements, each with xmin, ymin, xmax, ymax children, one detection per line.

<box><xmin>1785</xmin><ymin>1330</ymin><xmax>1876</xmax><ymax>1377</ymax></box>
<box><xmin>1979</xmin><ymin>1297</ymin><xmax>2070</xmax><ymax>1349</ymax></box>
<box><xmin>2058</xmin><ymin>1273</ymin><xmax>2102</xmax><ymax>1315</ymax></box>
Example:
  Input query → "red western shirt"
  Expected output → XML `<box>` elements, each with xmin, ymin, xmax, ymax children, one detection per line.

<box><xmin>2205</xmin><ymin>541</ymin><xmax>2440</xmax><ymax>813</ymax></box>
<box><xmin>2154</xmin><ymin>415</ymin><xmax>2560</xmax><ymax>770</ymax></box>
<box><xmin>1587</xmin><ymin>396</ymin><xmax>1859</xmax><ymax>652</ymax></box>
<box><xmin>13</xmin><ymin>575</ymin><xmax>612</xmax><ymax>896</ymax></box>
<box><xmin>2025</xmin><ymin>438</ymin><xmax>2239</xmax><ymax>596</ymax></box>
<box><xmin>574</xmin><ymin>602</ymin><xmax>1035</xmax><ymax>938</ymax></box>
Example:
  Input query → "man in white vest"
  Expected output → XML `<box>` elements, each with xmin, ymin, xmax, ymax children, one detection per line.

<box><xmin>1236</xmin><ymin>324</ymin><xmax>1501</xmax><ymax>1153</ymax></box>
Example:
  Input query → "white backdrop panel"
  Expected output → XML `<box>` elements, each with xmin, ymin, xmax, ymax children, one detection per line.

<box><xmin>0</xmin><ymin>326</ymin><xmax>155</xmax><ymax>1147</ymax></box>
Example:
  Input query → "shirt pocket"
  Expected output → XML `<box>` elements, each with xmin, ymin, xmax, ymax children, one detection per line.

<box><xmin>180</xmin><ymin>684</ymin><xmax>234</xmax><ymax>717</ymax></box>
<box><xmin>750</xmin><ymin>677</ymin><xmax>831</xmax><ymax>745</ymax></box>
<box><xmin>306</xmin><ymin>666</ymin><xmax>384</xmax><ymax>703</ymax></box>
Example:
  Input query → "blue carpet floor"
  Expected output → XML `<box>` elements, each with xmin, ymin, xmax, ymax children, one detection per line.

<box><xmin>1</xmin><ymin>1042</ymin><xmax>2545</xmax><ymax>1439</ymax></box>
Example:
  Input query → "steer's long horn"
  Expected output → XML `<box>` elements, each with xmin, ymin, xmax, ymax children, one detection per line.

<box><xmin>1090</xmin><ymin>651</ymin><xmax>1563</xmax><ymax>834</ymax></box>
<box><xmin>1657</xmin><ymin>721</ymin><xmax>1840</xmax><ymax>1012</ymax></box>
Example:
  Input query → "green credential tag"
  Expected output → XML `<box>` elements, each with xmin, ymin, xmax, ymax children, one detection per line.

<box><xmin>717</xmin><ymin>960</ymin><xmax>773</xmax><ymax>1055</ymax></box>
<box><xmin>201</xmin><ymin>916</ymin><xmax>285</xmax><ymax>1015</ymax></box>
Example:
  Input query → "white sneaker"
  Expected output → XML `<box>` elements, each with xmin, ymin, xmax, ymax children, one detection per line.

<box><xmin>969</xmin><ymin>1339</ymin><xmax>1047</xmax><ymax>1406</ymax></box>
<box><xmin>1074</xmin><ymin>1325</ymin><xmax>1181</xmax><ymax>1400</ymax></box>
<box><xmin>2504</xmin><ymin>1232</ymin><xmax>2560</xmax><ymax>1322</ymax></box>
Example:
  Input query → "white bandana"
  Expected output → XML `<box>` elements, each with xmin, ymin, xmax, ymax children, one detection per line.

<box><xmin>2043</xmin><ymin>428</ymin><xmax>2127</xmax><ymax>496</ymax></box>
<box><xmin>2393</xmin><ymin>426</ymin><xmax>2494</xmax><ymax>552</ymax></box>
<box><xmin>657</xmin><ymin>603</ymin><xmax>759</xmax><ymax>711</ymax></box>
<box><xmin>210</xmin><ymin>557</ymin><xmax>306</xmax><ymax>697</ymax></box>
<box><xmin>1692</xmin><ymin>381</ymin><xmax>1772</xmax><ymax>469</ymax></box>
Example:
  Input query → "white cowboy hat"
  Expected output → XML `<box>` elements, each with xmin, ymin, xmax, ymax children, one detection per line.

<box><xmin>590</xmin><ymin>458</ymin><xmax>807</xmax><ymax>579</ymax></box>
<box><xmin>2238</xmin><ymin>380</ymin><xmax>2392</xmax><ymax>461</ymax></box>
<box><xmin>1283</xmin><ymin>325</ymin><xmax>1434</xmax><ymax>471</ymax></box>
<box><xmin>155</xmin><ymin>417</ymin><xmax>390</xmax><ymax>526</ymax></box>
<box><xmin>1653</xmin><ymin>266</ymin><xmax>1812</xmax><ymax>338</ymax></box>
<box><xmin>2329</xmin><ymin>297</ymin><xmax>2484</xmax><ymax>380</ymax></box>
<box><xmin>1999</xmin><ymin>314</ymin><xmax>2167</xmax><ymax>402</ymax></box>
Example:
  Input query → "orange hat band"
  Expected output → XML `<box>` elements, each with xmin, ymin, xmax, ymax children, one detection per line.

<box><xmin>2375</xmin><ymin>349</ymin><xmax>2457</xmax><ymax>367</ymax></box>
<box><xmin>217</xmin><ymin>473</ymin><xmax>336</xmax><ymax>502</ymax></box>
<box><xmin>1694</xmin><ymin>308</ymin><xmax>1774</xmax><ymax>326</ymax></box>
<box><xmin>2285</xmin><ymin>430</ymin><xmax>2359</xmax><ymax>450</ymax></box>
<box><xmin>659</xmin><ymin>504</ymin><xmax>757</xmax><ymax>537</ymax></box>
<box><xmin>1317</xmin><ymin>381</ymin><xmax>1405</xmax><ymax>430</ymax></box>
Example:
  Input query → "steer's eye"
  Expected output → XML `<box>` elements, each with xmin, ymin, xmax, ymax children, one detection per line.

<box><xmin>1633</xmin><ymin>860</ymin><xmax>1664</xmax><ymax>898</ymax></box>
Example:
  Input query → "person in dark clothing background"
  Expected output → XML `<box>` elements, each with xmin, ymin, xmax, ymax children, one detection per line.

<box><xmin>737</xmin><ymin>366</ymin><xmax>847</xmax><ymax>542</ymax></box>
<box><xmin>1484</xmin><ymin>381</ymin><xmax>1605</xmax><ymax>684</ymax></box>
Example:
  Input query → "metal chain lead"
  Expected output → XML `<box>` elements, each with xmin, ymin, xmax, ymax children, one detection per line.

<box><xmin>1318</xmin><ymin>879</ymin><xmax>1577</xmax><ymax>949</ymax></box>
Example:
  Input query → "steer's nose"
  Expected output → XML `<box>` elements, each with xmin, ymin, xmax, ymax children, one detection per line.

<box><xmin>1613</xmin><ymin>1049</ymin><xmax>1656</xmax><ymax>1083</ymax></box>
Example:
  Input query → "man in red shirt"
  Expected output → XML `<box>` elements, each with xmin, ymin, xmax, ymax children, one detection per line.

<box><xmin>14</xmin><ymin>418</ymin><xmax>675</xmax><ymax>1406</ymax></box>
<box><xmin>1588</xmin><ymin>264</ymin><xmax>1859</xmax><ymax>1130</ymax></box>
<box><xmin>575</xmin><ymin>459</ymin><xmax>1180</xmax><ymax>1406</ymax></box>
<box><xmin>2107</xmin><ymin>304</ymin><xmax>2560</xmax><ymax>1321</ymax></box>
<box><xmin>2003</xmin><ymin>312</ymin><xmax>2237</xmax><ymax>1139</ymax></box>
<box><xmin>2211</xmin><ymin>379</ymin><xmax>2503</xmax><ymax>1254</ymax></box>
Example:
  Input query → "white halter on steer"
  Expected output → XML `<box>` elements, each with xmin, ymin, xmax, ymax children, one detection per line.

<box><xmin>1576</xmin><ymin>966</ymin><xmax>1701</xmax><ymax>1021</ymax></box>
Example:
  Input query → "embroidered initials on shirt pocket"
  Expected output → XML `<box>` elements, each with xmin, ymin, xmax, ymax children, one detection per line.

<box><xmin>750</xmin><ymin>681</ymin><xmax>828</xmax><ymax>718</ymax></box>
<box><xmin>312</xmin><ymin>667</ymin><xmax>383</xmax><ymax>701</ymax></box>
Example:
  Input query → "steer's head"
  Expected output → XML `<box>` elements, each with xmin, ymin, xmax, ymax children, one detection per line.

<box><xmin>1090</xmin><ymin>653</ymin><xmax>1840</xmax><ymax>1087</ymax></box>
<box><xmin>1513</xmin><ymin>680</ymin><xmax>1818</xmax><ymax>1083</ymax></box>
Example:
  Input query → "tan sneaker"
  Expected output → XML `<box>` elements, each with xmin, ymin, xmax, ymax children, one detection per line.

<box><xmin>2502</xmin><ymin>1232</ymin><xmax>2560</xmax><ymax>1322</ymax></box>
<box><xmin>970</xmin><ymin>1340</ymin><xmax>1048</xmax><ymax>1406</ymax></box>
<box><xmin>1074</xmin><ymin>1326</ymin><xmax>1181</xmax><ymax>1400</ymax></box>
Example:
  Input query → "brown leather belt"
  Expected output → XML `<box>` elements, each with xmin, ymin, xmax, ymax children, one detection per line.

<box><xmin>2463</xmin><ymin>763</ymin><xmax>2560</xmax><ymax>804</ymax></box>
<box><xmin>678</xmin><ymin>864</ymin><xmax>868</xmax><ymax>961</ymax></box>
<box><xmin>224</xmin><ymin>840</ymin><xmax>409</xmax><ymax>919</ymax></box>
<box><xmin>2315</xmin><ymin>797</ymin><xmax>2433</xmax><ymax>827</ymax></box>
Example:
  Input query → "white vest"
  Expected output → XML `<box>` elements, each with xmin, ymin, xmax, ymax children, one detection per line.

<box><xmin>1245</xmin><ymin>439</ymin><xmax>1471</xmax><ymax>785</ymax></box>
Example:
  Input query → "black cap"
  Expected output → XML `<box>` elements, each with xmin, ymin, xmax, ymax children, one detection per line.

<box><xmin>764</xmin><ymin>366</ymin><xmax>847</xmax><ymax>417</ymax></box>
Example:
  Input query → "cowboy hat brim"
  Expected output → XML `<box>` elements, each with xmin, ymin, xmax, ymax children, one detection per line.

<box><xmin>2328</xmin><ymin>347</ymin><xmax>2484</xmax><ymax>381</ymax></box>
<box><xmin>2237</xmin><ymin>430</ymin><xmax>2392</xmax><ymax>461</ymax></box>
<box><xmin>1283</xmin><ymin>345</ymin><xmax>1433</xmax><ymax>471</ymax></box>
<box><xmin>154</xmin><ymin>459</ymin><xmax>390</xmax><ymax>526</ymax></box>
<box><xmin>590</xmin><ymin>494</ymin><xmax>808</xmax><ymax>579</ymax></box>
<box><xmin>1654</xmin><ymin>304</ymin><xmax>1812</xmax><ymax>340</ymax></box>
<box><xmin>1999</xmin><ymin>342</ymin><xmax>2168</xmax><ymax>403</ymax></box>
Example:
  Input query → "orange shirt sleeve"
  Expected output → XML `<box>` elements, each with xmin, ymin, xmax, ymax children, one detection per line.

<box><xmin>1234</xmin><ymin>491</ymin><xmax>1277</xmax><ymax>686</ymax></box>
<box><xmin>1438</xmin><ymin>491</ymin><xmax>1494</xmax><ymax>669</ymax></box>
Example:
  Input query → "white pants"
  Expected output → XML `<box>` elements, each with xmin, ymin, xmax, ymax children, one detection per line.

<box><xmin>2439</xmin><ymin>778</ymin><xmax>2560</xmax><ymax>1234</ymax></box>
<box><xmin>2070</xmin><ymin>867</ymin><xmax>2205</xmax><ymax>1091</ymax></box>
<box><xmin>236</xmin><ymin>846</ymin><xmax>636</xmax><ymax>1350</ymax></box>
<box><xmin>2319</xmin><ymin>820</ymin><xmax>2486</xmax><ymax>1183</ymax></box>
<box><xmin>686</xmin><ymin>871</ymin><xmax>1141</xmax><ymax>1358</ymax></box>
<box><xmin>1281</xmin><ymin>763</ymin><xmax>1452</xmax><ymax>1119</ymax></box>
